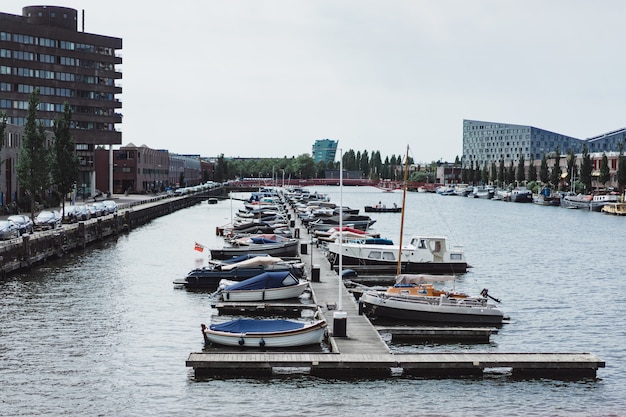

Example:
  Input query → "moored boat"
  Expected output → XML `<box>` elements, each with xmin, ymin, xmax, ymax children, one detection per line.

<box><xmin>210</xmin><ymin>234</ymin><xmax>300</xmax><ymax>260</ymax></box>
<box><xmin>174</xmin><ymin>256</ymin><xmax>305</xmax><ymax>290</ymax></box>
<box><xmin>201</xmin><ymin>319</ymin><xmax>327</xmax><ymax>347</ymax></box>
<box><xmin>326</xmin><ymin>235</ymin><xmax>468</xmax><ymax>274</ymax></box>
<box><xmin>561</xmin><ymin>193</ymin><xmax>619</xmax><ymax>211</ymax></box>
<box><xmin>358</xmin><ymin>275</ymin><xmax>504</xmax><ymax>325</ymax></box>
<box><xmin>219</xmin><ymin>271</ymin><xmax>309</xmax><ymax>301</ymax></box>
<box><xmin>364</xmin><ymin>204</ymin><xmax>401</xmax><ymax>213</ymax></box>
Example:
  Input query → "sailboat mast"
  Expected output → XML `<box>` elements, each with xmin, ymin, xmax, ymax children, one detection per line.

<box><xmin>396</xmin><ymin>145</ymin><xmax>410</xmax><ymax>276</ymax></box>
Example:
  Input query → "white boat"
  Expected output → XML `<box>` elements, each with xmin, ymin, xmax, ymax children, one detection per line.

<box><xmin>327</xmin><ymin>235</ymin><xmax>468</xmax><ymax>274</ymax></box>
<box><xmin>219</xmin><ymin>271</ymin><xmax>309</xmax><ymax>302</ymax></box>
<box><xmin>561</xmin><ymin>193</ymin><xmax>620</xmax><ymax>211</ymax></box>
<box><xmin>201</xmin><ymin>319</ymin><xmax>327</xmax><ymax>347</ymax></box>
<box><xmin>358</xmin><ymin>276</ymin><xmax>504</xmax><ymax>325</ymax></box>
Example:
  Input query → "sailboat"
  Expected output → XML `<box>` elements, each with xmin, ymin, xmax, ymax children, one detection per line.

<box><xmin>354</xmin><ymin>146</ymin><xmax>504</xmax><ymax>325</ymax></box>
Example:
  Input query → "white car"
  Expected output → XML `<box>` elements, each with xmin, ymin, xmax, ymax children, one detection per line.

<box><xmin>34</xmin><ymin>210</ymin><xmax>62</xmax><ymax>230</ymax></box>
<box><xmin>102</xmin><ymin>200</ymin><xmax>118</xmax><ymax>214</ymax></box>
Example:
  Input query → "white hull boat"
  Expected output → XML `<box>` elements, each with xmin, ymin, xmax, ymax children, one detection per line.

<box><xmin>202</xmin><ymin>319</ymin><xmax>327</xmax><ymax>347</ymax></box>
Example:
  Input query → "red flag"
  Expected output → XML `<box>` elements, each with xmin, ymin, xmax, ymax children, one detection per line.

<box><xmin>194</xmin><ymin>242</ymin><xmax>205</xmax><ymax>252</ymax></box>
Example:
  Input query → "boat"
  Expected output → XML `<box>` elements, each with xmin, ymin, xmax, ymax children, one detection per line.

<box><xmin>358</xmin><ymin>275</ymin><xmax>504</xmax><ymax>325</ymax></box>
<box><xmin>328</xmin><ymin>146</ymin><xmax>467</xmax><ymax>275</ymax></box>
<box><xmin>326</xmin><ymin>234</ymin><xmax>468</xmax><ymax>274</ymax></box>
<box><xmin>533</xmin><ymin>187</ymin><xmax>561</xmax><ymax>206</ymax></box>
<box><xmin>601</xmin><ymin>202</ymin><xmax>626</xmax><ymax>215</ymax></box>
<box><xmin>452</xmin><ymin>184</ymin><xmax>472</xmax><ymax>197</ymax></box>
<box><xmin>510</xmin><ymin>187</ymin><xmax>533</xmax><ymax>203</ymax></box>
<box><xmin>561</xmin><ymin>193</ymin><xmax>620</xmax><ymax>211</ymax></box>
<box><xmin>173</xmin><ymin>255</ymin><xmax>305</xmax><ymax>290</ymax></box>
<box><xmin>210</xmin><ymin>234</ymin><xmax>300</xmax><ymax>260</ymax></box>
<box><xmin>201</xmin><ymin>319</ymin><xmax>327</xmax><ymax>347</ymax></box>
<box><xmin>364</xmin><ymin>204</ymin><xmax>401</xmax><ymax>213</ymax></box>
<box><xmin>218</xmin><ymin>271</ymin><xmax>309</xmax><ymax>301</ymax></box>
<box><xmin>470</xmin><ymin>185</ymin><xmax>495</xmax><ymax>199</ymax></box>
<box><xmin>307</xmin><ymin>214</ymin><xmax>376</xmax><ymax>232</ymax></box>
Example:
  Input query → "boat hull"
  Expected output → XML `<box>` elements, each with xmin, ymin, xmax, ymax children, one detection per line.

<box><xmin>203</xmin><ymin>320</ymin><xmax>327</xmax><ymax>347</ymax></box>
<box><xmin>359</xmin><ymin>292</ymin><xmax>503</xmax><ymax>325</ymax></box>
<box><xmin>174</xmin><ymin>265</ymin><xmax>304</xmax><ymax>290</ymax></box>
<box><xmin>327</xmin><ymin>236</ymin><xmax>468</xmax><ymax>274</ymax></box>
<box><xmin>222</xmin><ymin>281</ymin><xmax>309</xmax><ymax>301</ymax></box>
<box><xmin>210</xmin><ymin>240</ymin><xmax>299</xmax><ymax>260</ymax></box>
<box><xmin>364</xmin><ymin>206</ymin><xmax>402</xmax><ymax>213</ymax></box>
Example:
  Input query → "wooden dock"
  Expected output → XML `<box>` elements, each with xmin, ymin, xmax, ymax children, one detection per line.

<box><xmin>375</xmin><ymin>326</ymin><xmax>496</xmax><ymax>343</ymax></box>
<box><xmin>187</xmin><ymin>352</ymin><xmax>605</xmax><ymax>378</ymax></box>
<box><xmin>187</xmin><ymin>199</ymin><xmax>606</xmax><ymax>380</ymax></box>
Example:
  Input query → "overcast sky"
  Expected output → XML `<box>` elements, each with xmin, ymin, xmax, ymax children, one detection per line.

<box><xmin>4</xmin><ymin>1</ymin><xmax>626</xmax><ymax>162</ymax></box>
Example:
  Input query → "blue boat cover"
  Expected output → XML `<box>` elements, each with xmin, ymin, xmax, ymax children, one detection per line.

<box><xmin>224</xmin><ymin>271</ymin><xmax>298</xmax><ymax>291</ymax></box>
<box><xmin>250</xmin><ymin>237</ymin><xmax>278</xmax><ymax>244</ymax></box>
<box><xmin>210</xmin><ymin>318</ymin><xmax>305</xmax><ymax>333</ymax></box>
<box><xmin>364</xmin><ymin>238</ymin><xmax>394</xmax><ymax>245</ymax></box>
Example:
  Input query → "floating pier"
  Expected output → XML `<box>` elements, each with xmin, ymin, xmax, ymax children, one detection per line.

<box><xmin>187</xmin><ymin>195</ymin><xmax>606</xmax><ymax>380</ymax></box>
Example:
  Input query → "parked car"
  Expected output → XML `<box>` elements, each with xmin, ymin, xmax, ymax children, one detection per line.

<box><xmin>64</xmin><ymin>205</ymin><xmax>92</xmax><ymax>223</ymax></box>
<box><xmin>92</xmin><ymin>202</ymin><xmax>108</xmax><ymax>216</ymax></box>
<box><xmin>7</xmin><ymin>214</ymin><xmax>34</xmax><ymax>235</ymax></box>
<box><xmin>102</xmin><ymin>200</ymin><xmax>118</xmax><ymax>214</ymax></box>
<box><xmin>0</xmin><ymin>219</ymin><xmax>20</xmax><ymax>240</ymax></box>
<box><xmin>34</xmin><ymin>210</ymin><xmax>62</xmax><ymax>230</ymax></box>
<box><xmin>85</xmin><ymin>203</ymin><xmax>105</xmax><ymax>218</ymax></box>
<box><xmin>74</xmin><ymin>205</ymin><xmax>92</xmax><ymax>221</ymax></box>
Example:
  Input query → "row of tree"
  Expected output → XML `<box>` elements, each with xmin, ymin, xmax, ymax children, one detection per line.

<box><xmin>463</xmin><ymin>145</ymin><xmax>626</xmax><ymax>193</ymax></box>
<box><xmin>0</xmin><ymin>89</ymin><xmax>80</xmax><ymax>217</ymax></box>
<box><xmin>212</xmin><ymin>149</ymin><xmax>442</xmax><ymax>183</ymax></box>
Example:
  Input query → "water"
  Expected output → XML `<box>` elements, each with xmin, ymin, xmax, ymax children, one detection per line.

<box><xmin>1</xmin><ymin>186</ymin><xmax>625</xmax><ymax>416</ymax></box>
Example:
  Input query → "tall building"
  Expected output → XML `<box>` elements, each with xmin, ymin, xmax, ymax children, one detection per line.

<box><xmin>312</xmin><ymin>139</ymin><xmax>338</xmax><ymax>163</ymax></box>
<box><xmin>462</xmin><ymin>119</ymin><xmax>626</xmax><ymax>169</ymax></box>
<box><xmin>0</xmin><ymin>5</ymin><xmax>122</xmax><ymax>201</ymax></box>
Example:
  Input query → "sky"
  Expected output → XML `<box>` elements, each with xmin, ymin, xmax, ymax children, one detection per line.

<box><xmin>4</xmin><ymin>1</ymin><xmax>626</xmax><ymax>163</ymax></box>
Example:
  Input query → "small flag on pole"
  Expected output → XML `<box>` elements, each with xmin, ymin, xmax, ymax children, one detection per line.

<box><xmin>194</xmin><ymin>242</ymin><xmax>205</xmax><ymax>252</ymax></box>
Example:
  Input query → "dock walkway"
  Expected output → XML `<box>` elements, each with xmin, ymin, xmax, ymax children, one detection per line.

<box><xmin>187</xmin><ymin>197</ymin><xmax>605</xmax><ymax>379</ymax></box>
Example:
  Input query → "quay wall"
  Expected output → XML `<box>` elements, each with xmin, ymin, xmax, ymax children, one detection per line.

<box><xmin>0</xmin><ymin>190</ymin><xmax>220</xmax><ymax>278</ymax></box>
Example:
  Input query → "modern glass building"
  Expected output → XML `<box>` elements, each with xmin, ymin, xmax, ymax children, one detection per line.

<box><xmin>312</xmin><ymin>139</ymin><xmax>338</xmax><ymax>163</ymax></box>
<box><xmin>462</xmin><ymin>119</ymin><xmax>626</xmax><ymax>169</ymax></box>
<box><xmin>0</xmin><ymin>5</ymin><xmax>122</xmax><ymax>200</ymax></box>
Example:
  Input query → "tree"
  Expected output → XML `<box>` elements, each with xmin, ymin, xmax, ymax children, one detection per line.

<box><xmin>490</xmin><ymin>162</ymin><xmax>497</xmax><ymax>185</ymax></box>
<box><xmin>580</xmin><ymin>144</ymin><xmax>592</xmax><ymax>192</ymax></box>
<box><xmin>0</xmin><ymin>111</ymin><xmax>6</xmax><ymax>160</ymax></box>
<box><xmin>497</xmin><ymin>158</ymin><xmax>505</xmax><ymax>187</ymax></box>
<box><xmin>599</xmin><ymin>153</ymin><xmax>610</xmax><ymax>188</ymax></box>
<box><xmin>16</xmin><ymin>89</ymin><xmax>52</xmax><ymax>217</ymax></box>
<box><xmin>527</xmin><ymin>162</ymin><xmax>537</xmax><ymax>182</ymax></box>
<box><xmin>566</xmin><ymin>150</ymin><xmax>578</xmax><ymax>191</ymax></box>
<box><xmin>539</xmin><ymin>154</ymin><xmax>549</xmax><ymax>184</ymax></box>
<box><xmin>617</xmin><ymin>142</ymin><xmax>626</xmax><ymax>194</ymax></box>
<box><xmin>506</xmin><ymin>160</ymin><xmax>515</xmax><ymax>185</ymax></box>
<box><xmin>52</xmin><ymin>102</ymin><xmax>80</xmax><ymax>218</ymax></box>
<box><xmin>481</xmin><ymin>162</ymin><xmax>489</xmax><ymax>184</ymax></box>
<box><xmin>516</xmin><ymin>155</ymin><xmax>526</xmax><ymax>184</ymax></box>
<box><xmin>550</xmin><ymin>147</ymin><xmax>561</xmax><ymax>189</ymax></box>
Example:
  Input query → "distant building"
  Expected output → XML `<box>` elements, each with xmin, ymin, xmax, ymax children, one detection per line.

<box><xmin>312</xmin><ymin>139</ymin><xmax>338</xmax><ymax>163</ymax></box>
<box><xmin>462</xmin><ymin>119</ymin><xmax>626</xmax><ymax>169</ymax></box>
<box><xmin>0</xmin><ymin>5</ymin><xmax>122</xmax><ymax>201</ymax></box>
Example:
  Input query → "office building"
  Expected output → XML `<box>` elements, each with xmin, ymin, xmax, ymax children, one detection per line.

<box><xmin>312</xmin><ymin>139</ymin><xmax>338</xmax><ymax>163</ymax></box>
<box><xmin>0</xmin><ymin>5</ymin><xmax>122</xmax><ymax>201</ymax></box>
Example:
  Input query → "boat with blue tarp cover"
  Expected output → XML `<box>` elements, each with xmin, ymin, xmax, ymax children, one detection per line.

<box><xmin>201</xmin><ymin>319</ymin><xmax>327</xmax><ymax>347</ymax></box>
<box><xmin>219</xmin><ymin>271</ymin><xmax>309</xmax><ymax>301</ymax></box>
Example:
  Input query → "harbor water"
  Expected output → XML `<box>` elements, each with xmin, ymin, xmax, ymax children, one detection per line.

<box><xmin>1</xmin><ymin>186</ymin><xmax>625</xmax><ymax>416</ymax></box>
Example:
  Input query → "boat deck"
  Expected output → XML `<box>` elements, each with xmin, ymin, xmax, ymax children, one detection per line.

<box><xmin>187</xmin><ymin>200</ymin><xmax>605</xmax><ymax>379</ymax></box>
